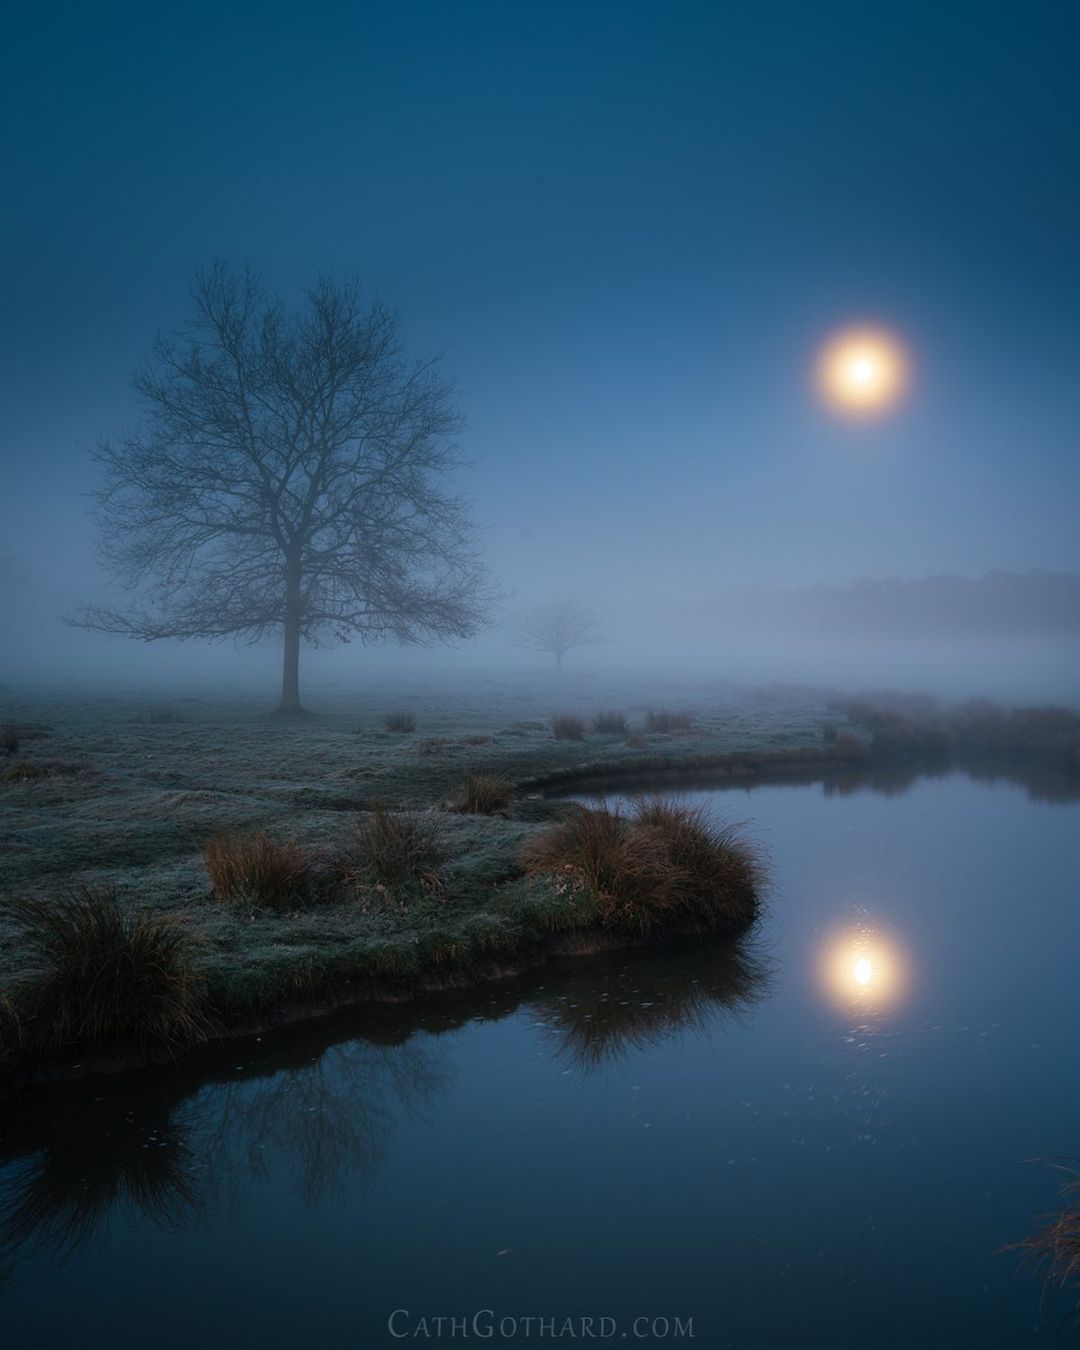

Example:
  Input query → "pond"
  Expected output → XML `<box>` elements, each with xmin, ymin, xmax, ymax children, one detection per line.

<box><xmin>2</xmin><ymin>770</ymin><xmax>1079</xmax><ymax>1348</ymax></box>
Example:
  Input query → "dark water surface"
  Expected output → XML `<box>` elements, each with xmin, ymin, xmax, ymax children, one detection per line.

<box><xmin>2</xmin><ymin>772</ymin><xmax>1080</xmax><ymax>1348</ymax></box>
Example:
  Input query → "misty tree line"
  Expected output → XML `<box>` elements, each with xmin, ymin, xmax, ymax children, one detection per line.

<box><xmin>76</xmin><ymin>265</ymin><xmax>597</xmax><ymax>710</ymax></box>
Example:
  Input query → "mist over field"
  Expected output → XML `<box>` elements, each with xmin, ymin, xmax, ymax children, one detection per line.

<box><xmin>4</xmin><ymin>5</ymin><xmax>1079</xmax><ymax>709</ymax></box>
<box><xmin>3</xmin><ymin>549</ymin><xmax>1079</xmax><ymax>705</ymax></box>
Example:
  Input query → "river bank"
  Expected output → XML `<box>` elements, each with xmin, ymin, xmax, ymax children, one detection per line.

<box><xmin>2</xmin><ymin>677</ymin><xmax>1078</xmax><ymax>1087</ymax></box>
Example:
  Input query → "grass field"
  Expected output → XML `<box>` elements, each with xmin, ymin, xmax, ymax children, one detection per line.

<box><xmin>0</xmin><ymin>671</ymin><xmax>835</xmax><ymax>1070</ymax></box>
<box><xmin>6</xmin><ymin>669</ymin><xmax>1075</xmax><ymax>1076</ymax></box>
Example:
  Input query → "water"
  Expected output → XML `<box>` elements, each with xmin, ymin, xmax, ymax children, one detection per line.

<box><xmin>2</xmin><ymin>771</ymin><xmax>1079</xmax><ymax>1348</ymax></box>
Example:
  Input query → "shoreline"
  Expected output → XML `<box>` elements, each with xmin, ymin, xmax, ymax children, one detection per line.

<box><xmin>3</xmin><ymin>690</ymin><xmax>1079</xmax><ymax>1096</ymax></box>
<box><xmin>0</xmin><ymin>914</ymin><xmax>732</xmax><ymax>1095</ymax></box>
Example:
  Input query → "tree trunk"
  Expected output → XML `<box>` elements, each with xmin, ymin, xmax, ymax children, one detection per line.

<box><xmin>555</xmin><ymin>650</ymin><xmax>563</xmax><ymax>673</ymax></box>
<box><xmin>279</xmin><ymin>562</ymin><xmax>303</xmax><ymax>714</ymax></box>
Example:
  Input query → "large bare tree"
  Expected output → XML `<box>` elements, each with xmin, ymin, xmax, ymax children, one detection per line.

<box><xmin>513</xmin><ymin>600</ymin><xmax>601</xmax><ymax>672</ymax></box>
<box><xmin>78</xmin><ymin>264</ymin><xmax>493</xmax><ymax>712</ymax></box>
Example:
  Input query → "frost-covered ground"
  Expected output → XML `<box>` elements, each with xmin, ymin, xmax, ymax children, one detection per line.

<box><xmin>0</xmin><ymin>671</ymin><xmax>833</xmax><ymax>1012</ymax></box>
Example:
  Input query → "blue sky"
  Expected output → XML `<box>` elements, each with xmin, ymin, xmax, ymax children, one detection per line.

<box><xmin>2</xmin><ymin>0</ymin><xmax>1079</xmax><ymax>646</ymax></box>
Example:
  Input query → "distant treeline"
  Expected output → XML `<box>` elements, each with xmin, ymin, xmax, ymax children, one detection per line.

<box><xmin>712</xmin><ymin>572</ymin><xmax>1080</xmax><ymax>637</ymax></box>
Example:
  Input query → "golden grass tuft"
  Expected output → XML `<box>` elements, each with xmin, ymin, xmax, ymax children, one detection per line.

<box><xmin>454</xmin><ymin>773</ymin><xmax>515</xmax><ymax>815</ymax></box>
<box><xmin>521</xmin><ymin>797</ymin><xmax>764</xmax><ymax>933</ymax></box>
<box><xmin>203</xmin><ymin>831</ymin><xmax>310</xmax><ymax>909</ymax></box>
<box><xmin>632</xmin><ymin>797</ymin><xmax>764</xmax><ymax>924</ymax></box>
<box><xmin>521</xmin><ymin>803</ymin><xmax>676</xmax><ymax>932</ymax></box>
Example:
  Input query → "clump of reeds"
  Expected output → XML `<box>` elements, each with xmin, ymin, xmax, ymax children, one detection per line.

<box><xmin>552</xmin><ymin>713</ymin><xmax>587</xmax><ymax>741</ymax></box>
<box><xmin>454</xmin><ymin>773</ymin><xmax>515</xmax><ymax>815</ymax></box>
<box><xmin>385</xmin><ymin>712</ymin><xmax>416</xmax><ymax>733</ymax></box>
<box><xmin>521</xmin><ymin>797</ymin><xmax>764</xmax><ymax>933</ymax></box>
<box><xmin>1</xmin><ymin>724</ymin><xmax>19</xmax><ymax>754</ymax></box>
<box><xmin>522</xmin><ymin>802</ymin><xmax>669</xmax><ymax>930</ymax></box>
<box><xmin>645</xmin><ymin>708</ymin><xmax>693</xmax><ymax>734</ymax></box>
<box><xmin>591</xmin><ymin>709</ymin><xmax>628</xmax><ymax>735</ymax></box>
<box><xmin>353</xmin><ymin>809</ymin><xmax>443</xmax><ymax>894</ymax></box>
<box><xmin>2</xmin><ymin>886</ymin><xmax>211</xmax><ymax>1051</ymax></box>
<box><xmin>633</xmin><ymin>798</ymin><xmax>763</xmax><ymax>924</ymax></box>
<box><xmin>203</xmin><ymin>832</ymin><xmax>310</xmax><ymax>909</ymax></box>
<box><xmin>1015</xmin><ymin>1167</ymin><xmax>1080</xmax><ymax>1294</ymax></box>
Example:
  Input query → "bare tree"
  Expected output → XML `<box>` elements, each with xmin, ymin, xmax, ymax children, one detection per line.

<box><xmin>75</xmin><ymin>264</ymin><xmax>493</xmax><ymax>712</ymax></box>
<box><xmin>514</xmin><ymin>600</ymin><xmax>601</xmax><ymax>672</ymax></box>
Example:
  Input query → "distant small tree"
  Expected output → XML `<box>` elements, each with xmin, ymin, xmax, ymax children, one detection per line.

<box><xmin>514</xmin><ymin>600</ymin><xmax>601</xmax><ymax>672</ymax></box>
<box><xmin>75</xmin><ymin>264</ymin><xmax>494</xmax><ymax>712</ymax></box>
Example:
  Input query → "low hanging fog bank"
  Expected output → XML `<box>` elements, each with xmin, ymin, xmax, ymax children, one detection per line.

<box><xmin>2</xmin><ymin>559</ymin><xmax>1078</xmax><ymax>706</ymax></box>
<box><xmin>592</xmin><ymin>571</ymin><xmax>1080</xmax><ymax>702</ymax></box>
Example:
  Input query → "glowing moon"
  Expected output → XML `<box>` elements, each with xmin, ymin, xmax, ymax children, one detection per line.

<box><xmin>816</xmin><ymin>325</ymin><xmax>910</xmax><ymax>415</ymax></box>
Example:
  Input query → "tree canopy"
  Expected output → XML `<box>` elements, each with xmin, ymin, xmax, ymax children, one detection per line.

<box><xmin>79</xmin><ymin>264</ymin><xmax>494</xmax><ymax>710</ymax></box>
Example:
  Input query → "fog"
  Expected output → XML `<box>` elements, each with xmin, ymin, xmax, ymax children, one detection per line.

<box><xmin>3</xmin><ymin>3</ymin><xmax>1078</xmax><ymax>709</ymax></box>
<box><xmin>4</xmin><ymin>552</ymin><xmax>1078</xmax><ymax>707</ymax></box>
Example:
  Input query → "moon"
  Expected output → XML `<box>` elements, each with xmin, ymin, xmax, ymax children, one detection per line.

<box><xmin>816</xmin><ymin>325</ymin><xmax>910</xmax><ymax>416</ymax></box>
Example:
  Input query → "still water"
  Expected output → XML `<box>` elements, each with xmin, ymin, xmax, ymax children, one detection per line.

<box><xmin>2</xmin><ymin>771</ymin><xmax>1080</xmax><ymax>1348</ymax></box>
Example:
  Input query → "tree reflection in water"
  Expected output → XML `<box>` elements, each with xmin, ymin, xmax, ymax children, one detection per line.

<box><xmin>0</xmin><ymin>1091</ymin><xmax>201</xmax><ymax>1264</ymax></box>
<box><xmin>0</xmin><ymin>1029</ymin><xmax>445</xmax><ymax>1275</ymax></box>
<box><xmin>198</xmin><ymin>1037</ymin><xmax>445</xmax><ymax>1209</ymax></box>
<box><xmin>0</xmin><ymin>931</ymin><xmax>767</xmax><ymax>1274</ymax></box>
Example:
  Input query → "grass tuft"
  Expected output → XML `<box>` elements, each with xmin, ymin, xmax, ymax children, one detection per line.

<box><xmin>632</xmin><ymin>797</ymin><xmax>764</xmax><ymax>925</ymax></box>
<box><xmin>454</xmin><ymin>773</ymin><xmax>515</xmax><ymax>815</ymax></box>
<box><xmin>521</xmin><ymin>803</ymin><xmax>677</xmax><ymax>932</ymax></box>
<box><xmin>645</xmin><ymin>708</ymin><xmax>693</xmax><ymax>734</ymax></box>
<box><xmin>552</xmin><ymin>713</ymin><xmax>587</xmax><ymax>741</ymax></box>
<box><xmin>591</xmin><ymin>709</ymin><xmax>628</xmax><ymax>735</ymax></box>
<box><xmin>2</xmin><ymin>886</ymin><xmax>211</xmax><ymax>1052</ymax></box>
<box><xmin>203</xmin><ymin>832</ymin><xmax>310</xmax><ymax>909</ymax></box>
<box><xmin>1015</xmin><ymin>1166</ymin><xmax>1080</xmax><ymax>1296</ymax></box>
<box><xmin>353</xmin><ymin>809</ymin><xmax>443</xmax><ymax>895</ymax></box>
<box><xmin>385</xmin><ymin>712</ymin><xmax>416</xmax><ymax>733</ymax></box>
<box><xmin>521</xmin><ymin>797</ymin><xmax>763</xmax><ymax>933</ymax></box>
